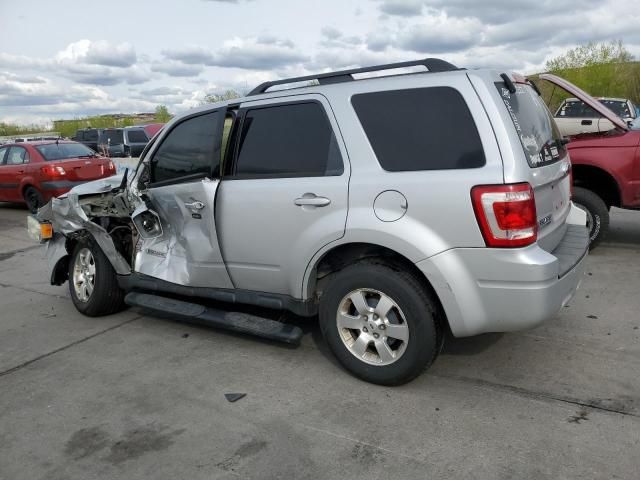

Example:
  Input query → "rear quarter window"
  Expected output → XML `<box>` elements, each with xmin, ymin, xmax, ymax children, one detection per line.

<box><xmin>351</xmin><ymin>87</ymin><xmax>485</xmax><ymax>171</ymax></box>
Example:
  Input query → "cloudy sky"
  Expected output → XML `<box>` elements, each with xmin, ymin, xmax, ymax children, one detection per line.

<box><xmin>1</xmin><ymin>0</ymin><xmax>639</xmax><ymax>126</ymax></box>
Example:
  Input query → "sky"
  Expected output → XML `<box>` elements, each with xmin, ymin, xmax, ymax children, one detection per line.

<box><xmin>1</xmin><ymin>0</ymin><xmax>639</xmax><ymax>126</ymax></box>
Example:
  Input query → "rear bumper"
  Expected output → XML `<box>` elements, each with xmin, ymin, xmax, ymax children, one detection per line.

<box><xmin>417</xmin><ymin>204</ymin><xmax>589</xmax><ymax>337</ymax></box>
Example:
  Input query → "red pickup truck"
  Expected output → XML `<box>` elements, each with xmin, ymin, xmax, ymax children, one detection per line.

<box><xmin>540</xmin><ymin>74</ymin><xmax>640</xmax><ymax>247</ymax></box>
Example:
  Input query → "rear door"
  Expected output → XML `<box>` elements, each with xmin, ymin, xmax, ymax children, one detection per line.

<box><xmin>216</xmin><ymin>95</ymin><xmax>350</xmax><ymax>297</ymax></box>
<box><xmin>133</xmin><ymin>109</ymin><xmax>234</xmax><ymax>289</ymax></box>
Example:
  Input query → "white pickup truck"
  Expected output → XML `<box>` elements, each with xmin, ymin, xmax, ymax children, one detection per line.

<box><xmin>554</xmin><ymin>96</ymin><xmax>637</xmax><ymax>136</ymax></box>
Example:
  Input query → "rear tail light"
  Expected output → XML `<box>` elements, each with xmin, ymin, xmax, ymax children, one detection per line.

<box><xmin>107</xmin><ymin>160</ymin><xmax>115</xmax><ymax>171</ymax></box>
<box><xmin>40</xmin><ymin>165</ymin><xmax>66</xmax><ymax>177</ymax></box>
<box><xmin>471</xmin><ymin>183</ymin><xmax>537</xmax><ymax>248</ymax></box>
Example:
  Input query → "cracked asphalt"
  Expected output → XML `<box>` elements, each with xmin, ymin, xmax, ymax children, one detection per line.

<box><xmin>0</xmin><ymin>203</ymin><xmax>639</xmax><ymax>479</ymax></box>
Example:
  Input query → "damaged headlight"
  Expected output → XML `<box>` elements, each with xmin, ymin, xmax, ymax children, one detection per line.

<box><xmin>132</xmin><ymin>208</ymin><xmax>163</xmax><ymax>239</ymax></box>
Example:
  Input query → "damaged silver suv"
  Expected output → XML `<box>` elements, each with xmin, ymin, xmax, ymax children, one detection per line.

<box><xmin>31</xmin><ymin>58</ymin><xmax>589</xmax><ymax>385</ymax></box>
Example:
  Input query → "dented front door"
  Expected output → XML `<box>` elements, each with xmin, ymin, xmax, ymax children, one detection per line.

<box><xmin>133</xmin><ymin>109</ymin><xmax>234</xmax><ymax>289</ymax></box>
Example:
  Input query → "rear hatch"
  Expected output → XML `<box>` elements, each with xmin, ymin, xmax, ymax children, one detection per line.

<box><xmin>494</xmin><ymin>76</ymin><xmax>572</xmax><ymax>252</ymax></box>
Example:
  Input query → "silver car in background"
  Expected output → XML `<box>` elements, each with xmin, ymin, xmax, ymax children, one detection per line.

<box><xmin>33</xmin><ymin>58</ymin><xmax>589</xmax><ymax>385</ymax></box>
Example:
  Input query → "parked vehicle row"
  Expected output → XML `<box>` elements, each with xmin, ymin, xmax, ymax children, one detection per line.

<box><xmin>72</xmin><ymin>124</ymin><xmax>162</xmax><ymax>158</ymax></box>
<box><xmin>0</xmin><ymin>140</ymin><xmax>116</xmax><ymax>212</ymax></box>
<box><xmin>33</xmin><ymin>58</ymin><xmax>589</xmax><ymax>386</ymax></box>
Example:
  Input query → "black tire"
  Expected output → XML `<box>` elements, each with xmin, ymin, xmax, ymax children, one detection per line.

<box><xmin>68</xmin><ymin>238</ymin><xmax>126</xmax><ymax>317</ymax></box>
<box><xmin>23</xmin><ymin>186</ymin><xmax>43</xmax><ymax>213</ymax></box>
<box><xmin>319</xmin><ymin>261</ymin><xmax>441</xmax><ymax>386</ymax></box>
<box><xmin>573</xmin><ymin>187</ymin><xmax>609</xmax><ymax>248</ymax></box>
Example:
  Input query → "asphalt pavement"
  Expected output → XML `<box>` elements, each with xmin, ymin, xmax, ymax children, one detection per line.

<box><xmin>0</xmin><ymin>203</ymin><xmax>638</xmax><ymax>479</ymax></box>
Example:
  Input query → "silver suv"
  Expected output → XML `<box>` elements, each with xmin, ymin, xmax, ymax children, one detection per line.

<box><xmin>33</xmin><ymin>58</ymin><xmax>589</xmax><ymax>385</ymax></box>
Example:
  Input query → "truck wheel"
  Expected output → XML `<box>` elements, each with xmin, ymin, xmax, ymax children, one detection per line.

<box><xmin>573</xmin><ymin>187</ymin><xmax>609</xmax><ymax>248</ymax></box>
<box><xmin>69</xmin><ymin>238</ymin><xmax>126</xmax><ymax>317</ymax></box>
<box><xmin>319</xmin><ymin>261</ymin><xmax>441</xmax><ymax>386</ymax></box>
<box><xmin>23</xmin><ymin>186</ymin><xmax>43</xmax><ymax>213</ymax></box>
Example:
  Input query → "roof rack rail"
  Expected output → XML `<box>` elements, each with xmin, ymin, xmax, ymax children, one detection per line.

<box><xmin>247</xmin><ymin>57</ymin><xmax>460</xmax><ymax>96</ymax></box>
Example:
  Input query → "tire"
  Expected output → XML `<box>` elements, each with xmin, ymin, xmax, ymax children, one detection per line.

<box><xmin>23</xmin><ymin>186</ymin><xmax>43</xmax><ymax>214</ymax></box>
<box><xmin>319</xmin><ymin>261</ymin><xmax>441</xmax><ymax>386</ymax></box>
<box><xmin>68</xmin><ymin>238</ymin><xmax>126</xmax><ymax>317</ymax></box>
<box><xmin>573</xmin><ymin>187</ymin><xmax>609</xmax><ymax>248</ymax></box>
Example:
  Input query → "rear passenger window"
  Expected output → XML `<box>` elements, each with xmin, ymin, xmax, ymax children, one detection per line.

<box><xmin>151</xmin><ymin>112</ymin><xmax>220</xmax><ymax>184</ymax></box>
<box><xmin>352</xmin><ymin>87</ymin><xmax>485</xmax><ymax>171</ymax></box>
<box><xmin>234</xmin><ymin>102</ymin><xmax>343</xmax><ymax>178</ymax></box>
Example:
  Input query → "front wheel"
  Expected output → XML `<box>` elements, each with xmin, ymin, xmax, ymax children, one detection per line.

<box><xmin>319</xmin><ymin>261</ymin><xmax>441</xmax><ymax>385</ymax></box>
<box><xmin>69</xmin><ymin>238</ymin><xmax>126</xmax><ymax>316</ymax></box>
<box><xmin>573</xmin><ymin>187</ymin><xmax>609</xmax><ymax>248</ymax></box>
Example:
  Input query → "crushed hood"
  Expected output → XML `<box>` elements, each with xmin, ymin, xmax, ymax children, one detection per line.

<box><xmin>539</xmin><ymin>73</ymin><xmax>629</xmax><ymax>132</ymax></box>
<box><xmin>60</xmin><ymin>174</ymin><xmax>125</xmax><ymax>198</ymax></box>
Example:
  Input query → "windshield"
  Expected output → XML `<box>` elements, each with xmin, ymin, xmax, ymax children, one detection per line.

<box><xmin>100</xmin><ymin>130</ymin><xmax>124</xmax><ymax>145</ymax></box>
<box><xmin>126</xmin><ymin>129</ymin><xmax>148</xmax><ymax>143</ymax></box>
<box><xmin>599</xmin><ymin>100</ymin><xmax>633</xmax><ymax>118</ymax></box>
<box><xmin>36</xmin><ymin>143</ymin><xmax>96</xmax><ymax>161</ymax></box>
<box><xmin>496</xmin><ymin>82</ymin><xmax>565</xmax><ymax>168</ymax></box>
<box><xmin>557</xmin><ymin>99</ymin><xmax>633</xmax><ymax>119</ymax></box>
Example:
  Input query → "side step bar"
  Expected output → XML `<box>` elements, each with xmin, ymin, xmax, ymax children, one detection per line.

<box><xmin>125</xmin><ymin>292</ymin><xmax>304</xmax><ymax>345</ymax></box>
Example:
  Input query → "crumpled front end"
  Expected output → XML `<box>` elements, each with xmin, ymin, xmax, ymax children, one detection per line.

<box><xmin>36</xmin><ymin>175</ymin><xmax>139</xmax><ymax>285</ymax></box>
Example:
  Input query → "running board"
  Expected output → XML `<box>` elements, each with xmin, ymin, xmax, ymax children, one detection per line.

<box><xmin>125</xmin><ymin>292</ymin><xmax>303</xmax><ymax>345</ymax></box>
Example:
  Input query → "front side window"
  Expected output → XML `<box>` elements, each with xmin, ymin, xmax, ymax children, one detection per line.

<box><xmin>6</xmin><ymin>147</ymin><xmax>28</xmax><ymax>165</ymax></box>
<box><xmin>234</xmin><ymin>102</ymin><xmax>343</xmax><ymax>178</ymax></box>
<box><xmin>352</xmin><ymin>87</ymin><xmax>485</xmax><ymax>171</ymax></box>
<box><xmin>151</xmin><ymin>112</ymin><xmax>220</xmax><ymax>184</ymax></box>
<box><xmin>0</xmin><ymin>147</ymin><xmax>8</xmax><ymax>165</ymax></box>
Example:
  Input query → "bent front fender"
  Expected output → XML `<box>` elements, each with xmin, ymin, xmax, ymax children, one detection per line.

<box><xmin>38</xmin><ymin>195</ymin><xmax>132</xmax><ymax>278</ymax></box>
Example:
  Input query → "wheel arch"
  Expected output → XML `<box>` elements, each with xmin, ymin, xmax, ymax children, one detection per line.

<box><xmin>304</xmin><ymin>241</ymin><xmax>450</xmax><ymax>332</ymax></box>
<box><xmin>572</xmin><ymin>164</ymin><xmax>621</xmax><ymax>208</ymax></box>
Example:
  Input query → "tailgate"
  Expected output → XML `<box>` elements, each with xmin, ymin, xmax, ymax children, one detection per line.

<box><xmin>530</xmin><ymin>159</ymin><xmax>572</xmax><ymax>252</ymax></box>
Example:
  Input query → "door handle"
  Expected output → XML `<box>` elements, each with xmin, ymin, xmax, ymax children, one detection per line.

<box><xmin>184</xmin><ymin>200</ymin><xmax>205</xmax><ymax>210</ymax></box>
<box><xmin>294</xmin><ymin>194</ymin><xmax>331</xmax><ymax>207</ymax></box>
<box><xmin>581</xmin><ymin>119</ymin><xmax>593</xmax><ymax>125</ymax></box>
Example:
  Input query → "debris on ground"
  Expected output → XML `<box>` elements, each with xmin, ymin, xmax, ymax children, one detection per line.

<box><xmin>224</xmin><ymin>393</ymin><xmax>247</xmax><ymax>403</ymax></box>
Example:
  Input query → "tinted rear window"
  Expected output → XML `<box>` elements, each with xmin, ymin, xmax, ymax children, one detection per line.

<box><xmin>497</xmin><ymin>83</ymin><xmax>565</xmax><ymax>168</ymax></box>
<box><xmin>101</xmin><ymin>130</ymin><xmax>124</xmax><ymax>144</ymax></box>
<box><xmin>126</xmin><ymin>129</ymin><xmax>148</xmax><ymax>143</ymax></box>
<box><xmin>36</xmin><ymin>143</ymin><xmax>95</xmax><ymax>160</ymax></box>
<box><xmin>351</xmin><ymin>87</ymin><xmax>485</xmax><ymax>171</ymax></box>
<box><xmin>235</xmin><ymin>102</ymin><xmax>343</xmax><ymax>178</ymax></box>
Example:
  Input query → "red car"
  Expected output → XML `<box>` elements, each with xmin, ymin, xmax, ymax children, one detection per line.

<box><xmin>538</xmin><ymin>74</ymin><xmax>640</xmax><ymax>247</ymax></box>
<box><xmin>0</xmin><ymin>140</ymin><xmax>116</xmax><ymax>212</ymax></box>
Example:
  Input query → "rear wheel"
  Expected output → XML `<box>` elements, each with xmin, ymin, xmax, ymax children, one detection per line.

<box><xmin>23</xmin><ymin>186</ymin><xmax>43</xmax><ymax>213</ymax></box>
<box><xmin>573</xmin><ymin>187</ymin><xmax>609</xmax><ymax>248</ymax></box>
<box><xmin>319</xmin><ymin>261</ymin><xmax>441</xmax><ymax>385</ymax></box>
<box><xmin>69</xmin><ymin>238</ymin><xmax>126</xmax><ymax>316</ymax></box>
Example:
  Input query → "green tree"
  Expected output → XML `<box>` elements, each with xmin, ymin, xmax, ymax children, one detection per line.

<box><xmin>541</xmin><ymin>40</ymin><xmax>638</xmax><ymax>109</ymax></box>
<box><xmin>154</xmin><ymin>105</ymin><xmax>172</xmax><ymax>123</ymax></box>
<box><xmin>202</xmin><ymin>89</ymin><xmax>241</xmax><ymax>105</ymax></box>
